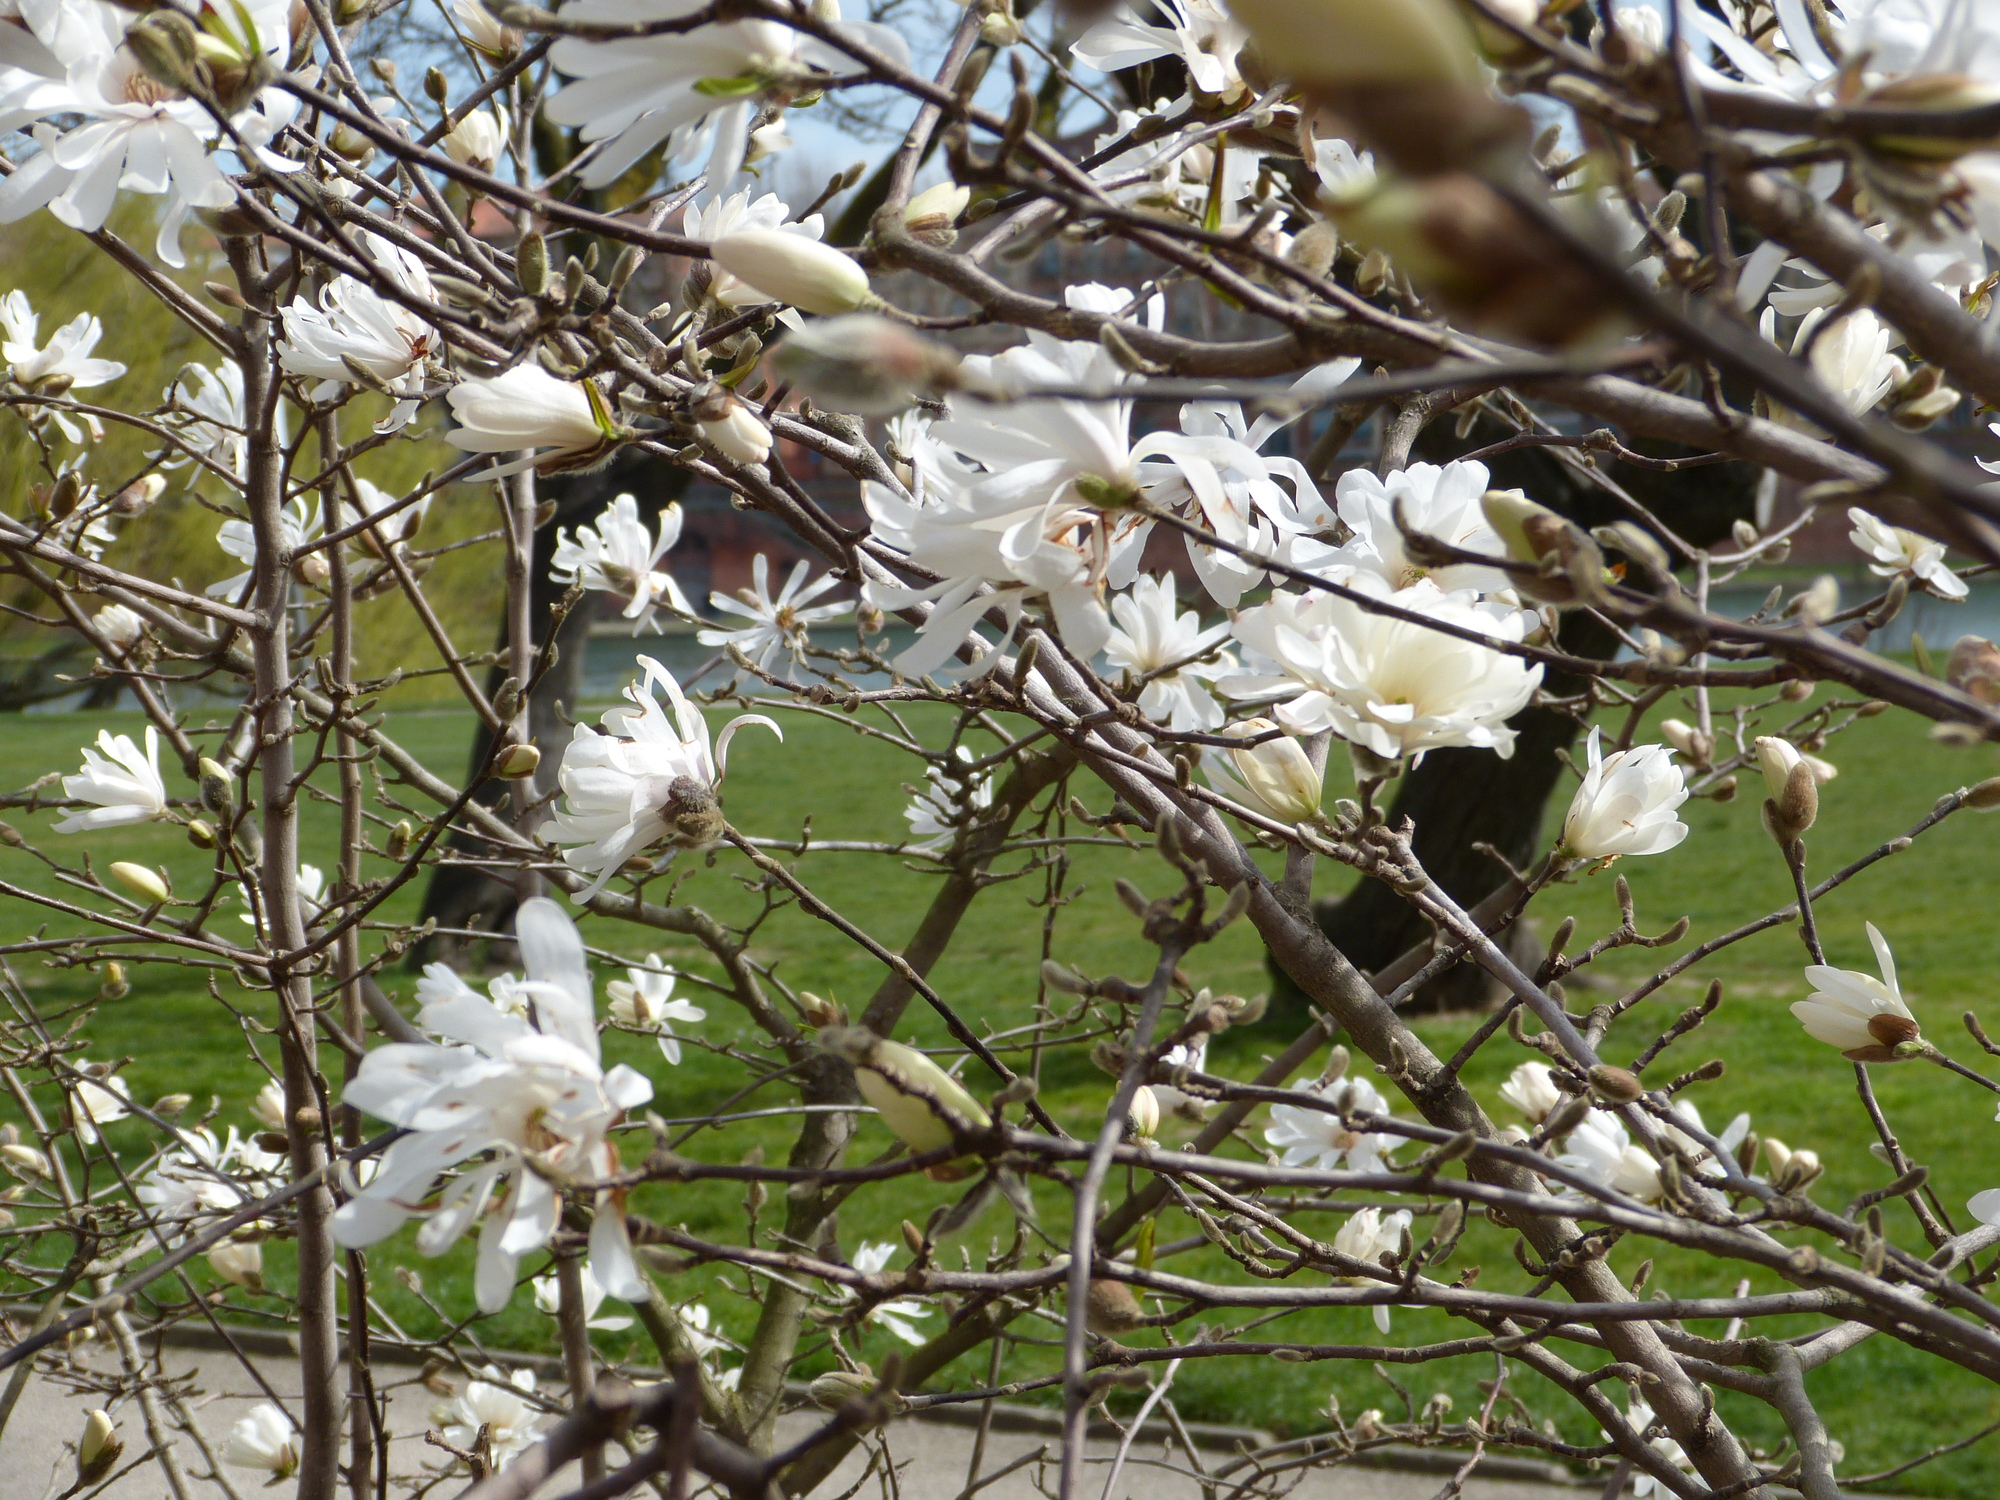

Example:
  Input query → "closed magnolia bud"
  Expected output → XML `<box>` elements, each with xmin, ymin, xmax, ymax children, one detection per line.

<box><xmin>1228</xmin><ymin>0</ymin><xmax>1480</xmax><ymax>90</ymax></box>
<box><xmin>1225</xmin><ymin>719</ymin><xmax>1323</xmax><ymax>823</ymax></box>
<box><xmin>1731</xmin><ymin>518</ymin><xmax>1760</xmax><ymax>550</ymax></box>
<box><xmin>386</xmin><ymin>819</ymin><xmax>413</xmax><ymax>858</ymax></box>
<box><xmin>1128</xmin><ymin>1085</ymin><xmax>1160</xmax><ymax>1140</ymax></box>
<box><xmin>0</xmin><ymin>1142</ymin><xmax>51</xmax><ymax>1177</ymax></box>
<box><xmin>97</xmin><ymin>961</ymin><xmax>128</xmax><ymax>1002</ymax></box>
<box><xmin>767</xmin><ymin>315</ymin><xmax>962</xmax><ymax>417</ymax></box>
<box><xmin>294</xmin><ymin>552</ymin><xmax>331</xmax><ymax>588</ymax></box>
<box><xmin>902</xmin><ymin>180</ymin><xmax>970</xmax><ymax>245</ymax></box>
<box><xmin>77</xmin><ymin>1410</ymin><xmax>121</xmax><ymax>1483</ymax></box>
<box><xmin>822</xmin><ymin>1028</ymin><xmax>991</xmax><ymax>1154</ymax></box>
<box><xmin>496</xmin><ymin>743</ymin><xmax>541</xmax><ymax>779</ymax></box>
<box><xmin>187</xmin><ymin>818</ymin><xmax>216</xmax><ymax>849</ymax></box>
<box><xmin>709</xmin><ymin>231</ymin><xmax>874</xmax><ymax>316</ymax></box>
<box><xmin>207</xmin><ymin>1238</ymin><xmax>264</xmax><ymax>1291</ymax></box>
<box><xmin>1586</xmin><ymin>1064</ymin><xmax>1644</xmax><ymax>1103</ymax></box>
<box><xmin>698</xmin><ymin>402</ymin><xmax>773</xmax><ymax>466</ymax></box>
<box><xmin>798</xmin><ymin>991</ymin><xmax>841</xmax><ymax>1028</ymax></box>
<box><xmin>1781</xmin><ymin>679</ymin><xmax>1816</xmax><ymax>702</ymax></box>
<box><xmin>1787</xmin><ymin>574</ymin><xmax>1840</xmax><ymax>626</ymax></box>
<box><xmin>808</xmin><ymin>1370</ymin><xmax>878</xmax><ymax>1409</ymax></box>
<box><xmin>1656</xmin><ymin>718</ymin><xmax>1711</xmax><ymax>766</ymax></box>
<box><xmin>424</xmin><ymin>64</ymin><xmax>448</xmax><ymax>104</ymax></box>
<box><xmin>1085</xmin><ymin>1276</ymin><xmax>1145</xmax><ymax>1333</ymax></box>
<box><xmin>1966</xmin><ymin>776</ymin><xmax>2000</xmax><ymax>810</ymax></box>
<box><xmin>108</xmin><ymin>861</ymin><xmax>170</xmax><ymax>904</ymax></box>
<box><xmin>198</xmin><ymin>757</ymin><xmax>235</xmax><ymax>812</ymax></box>
<box><xmin>1776</xmin><ymin>760</ymin><xmax>1819</xmax><ymax>839</ymax></box>
<box><xmin>900</xmin><ymin>1218</ymin><xmax>925</xmax><ymax>1255</ymax></box>
<box><xmin>111</xmin><ymin>474</ymin><xmax>166</xmax><ymax>516</ymax></box>
<box><xmin>517</xmin><ymin>231</ymin><xmax>548</xmax><ymax>296</ymax></box>
<box><xmin>153</xmin><ymin>1093</ymin><xmax>192</xmax><ymax>1116</ymax></box>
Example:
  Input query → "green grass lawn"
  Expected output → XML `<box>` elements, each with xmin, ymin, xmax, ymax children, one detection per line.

<box><xmin>4</xmin><ymin>687</ymin><xmax>2000</xmax><ymax>1491</ymax></box>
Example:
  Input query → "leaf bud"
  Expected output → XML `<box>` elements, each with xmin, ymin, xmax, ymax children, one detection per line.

<box><xmin>108</xmin><ymin>861</ymin><xmax>170</xmax><ymax>904</ymax></box>
<box><xmin>0</xmin><ymin>821</ymin><xmax>20</xmax><ymax>846</ymax></box>
<box><xmin>901</xmin><ymin>1218</ymin><xmax>925</xmax><ymax>1255</ymax></box>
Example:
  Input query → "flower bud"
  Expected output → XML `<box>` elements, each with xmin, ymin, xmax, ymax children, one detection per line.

<box><xmin>1228</xmin><ymin>0</ymin><xmax>1481</xmax><ymax>90</ymax></box>
<box><xmin>1480</xmin><ymin>489</ymin><xmax>1606</xmax><ymax>604</ymax></box>
<box><xmin>108</xmin><ymin>862</ymin><xmax>170</xmax><ymax>904</ymax></box>
<box><xmin>1656</xmin><ymin>718</ymin><xmax>1711</xmax><ymax>766</ymax></box>
<box><xmin>1763</xmin><ymin>1138</ymin><xmax>1823</xmax><ymax>1193</ymax></box>
<box><xmin>1586</xmin><ymin>1064</ymin><xmax>1644</xmax><ymax>1103</ymax></box>
<box><xmin>902</xmin><ymin>180</ymin><xmax>971</xmax><ymax>245</ymax></box>
<box><xmin>517</xmin><ymin>231</ymin><xmax>548</xmax><ymax>296</ymax></box>
<box><xmin>153</xmin><ymin>1093</ymin><xmax>192</xmax><ymax>1116</ymax></box>
<box><xmin>820</xmin><ymin>1027</ymin><xmax>991</xmax><ymax>1154</ymax></box>
<box><xmin>1225</xmin><ymin>719</ymin><xmax>1323</xmax><ymax>823</ymax></box>
<box><xmin>111</xmin><ymin>474</ymin><xmax>165</xmax><ymax>517</ymax></box>
<box><xmin>709</xmin><ymin>231</ymin><xmax>874</xmax><ymax>316</ymax></box>
<box><xmin>767</xmin><ymin>315</ymin><xmax>962</xmax><ymax>416</ymax></box>
<box><xmin>809</xmin><ymin>1370</ymin><xmax>878</xmax><ymax>1409</ymax></box>
<box><xmin>1786</xmin><ymin>574</ymin><xmax>1840</xmax><ymax>626</ymax></box>
<box><xmin>798</xmin><ymin>991</ymin><xmax>842</xmax><ymax>1028</ymax></box>
<box><xmin>442</xmin><ymin>106</ymin><xmax>508</xmax><ymax>171</ymax></box>
<box><xmin>1127</xmin><ymin>1085</ymin><xmax>1160</xmax><ymax>1140</ymax></box>
<box><xmin>0</xmin><ymin>1142</ymin><xmax>51</xmax><ymax>1177</ymax></box>
<box><xmin>978</xmin><ymin>3</ymin><xmax>1020</xmax><ymax>45</ymax></box>
<box><xmin>77</xmin><ymin>1410</ymin><xmax>121</xmax><ymax>1484</ymax></box>
<box><xmin>187</xmin><ymin>818</ymin><xmax>217</xmax><ymax>849</ymax></box>
<box><xmin>1731</xmin><ymin>518</ymin><xmax>1760</xmax><ymax>550</ymax></box>
<box><xmin>698</xmin><ymin>402</ymin><xmax>774</xmax><ymax>466</ymax></box>
<box><xmin>198</xmin><ymin>757</ymin><xmax>235</xmax><ymax>813</ymax></box>
<box><xmin>386</xmin><ymin>820</ymin><xmax>414</xmax><ymax>859</ymax></box>
<box><xmin>496</xmin><ymin>742</ymin><xmax>541</xmax><ymax>779</ymax></box>
<box><xmin>97</xmin><ymin>961</ymin><xmax>128</xmax><ymax>1002</ymax></box>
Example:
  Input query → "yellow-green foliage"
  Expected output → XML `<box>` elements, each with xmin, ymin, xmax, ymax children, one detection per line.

<box><xmin>0</xmin><ymin>205</ymin><xmax>505</xmax><ymax>702</ymax></box>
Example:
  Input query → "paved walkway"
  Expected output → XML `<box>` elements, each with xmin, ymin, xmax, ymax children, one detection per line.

<box><xmin>0</xmin><ymin>1330</ymin><xmax>1615</xmax><ymax>1499</ymax></box>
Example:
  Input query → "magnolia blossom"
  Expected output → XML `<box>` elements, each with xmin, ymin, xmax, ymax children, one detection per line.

<box><xmin>338</xmin><ymin>477</ymin><xmax>431</xmax><ymax>555</ymax></box>
<box><xmin>1264</xmin><ymin>1073</ymin><xmax>1398</xmax><ymax>1175</ymax></box>
<box><xmin>166</xmin><ymin>361</ymin><xmax>252</xmax><ymax>480</ymax></box>
<box><xmin>278</xmin><ymin>232</ymin><xmax>441</xmax><ymax>433</ymax></box>
<box><xmin>531</xmin><ymin>1262</ymin><xmax>634</xmax><ymax>1331</ymax></box>
<box><xmin>135</xmin><ymin>1126</ymin><xmax>264</xmax><ymax>1233</ymax></box>
<box><xmin>549</xmin><ymin>494</ymin><xmax>692</xmax><ymax>634</ymax></box>
<box><xmin>686</xmin><ymin>191</ymin><xmax>828</xmax><ymax>323</ymax></box>
<box><xmin>1760</xmin><ymin>306</ymin><xmax>1905</xmax><ymax>429</ymax></box>
<box><xmin>1103</xmin><ymin>574</ymin><xmax>1231</xmax><ymax>731</ymax></box>
<box><xmin>698</xmin><ymin>400</ymin><xmax>773</xmax><ymax>465</ymax></box>
<box><xmin>68</xmin><ymin>1064</ymin><xmax>128</xmax><ymax>1145</ymax></box>
<box><xmin>1793</xmin><ymin>922</ymin><xmax>1922</xmax><ymax>1060</ymax></box>
<box><xmin>445</xmin><ymin>366</ymin><xmax>622</xmax><ymax>476</ymax></box>
<box><xmin>1306</xmin><ymin>460</ymin><xmax>1510</xmax><ymax>595</ymax></box>
<box><xmin>1557</xmin><ymin>1110</ymin><xmax>1662</xmax><ymax>1203</ymax></box>
<box><xmin>440</xmin><ymin>1367</ymin><xmax>548</xmax><ymax>1469</ymax></box>
<box><xmin>1847</xmin><ymin>507</ymin><xmax>1968</xmax><ymax>600</ymax></box>
<box><xmin>208</xmin><ymin>495</ymin><xmax>324</xmax><ymax>600</ymax></box>
<box><xmin>332</xmin><ymin>899</ymin><xmax>655</xmax><ymax>1312</ymax></box>
<box><xmin>1213</xmin><ymin>719</ymin><xmax>1323</xmax><ymax>825</ymax></box>
<box><xmin>454</xmin><ymin>0</ymin><xmax>520</xmax><ymax>55</ymax></box>
<box><xmin>903</xmin><ymin>745</ymin><xmax>995</xmax><ymax>851</ymax></box>
<box><xmin>850</xmin><ymin>1242</ymin><xmax>932</xmax><ymax>1345</ymax></box>
<box><xmin>543</xmin><ymin>0</ymin><xmax>908</xmax><ymax>192</ymax></box>
<box><xmin>543</xmin><ymin>656</ymin><xmax>780</xmax><ymax>900</ymax></box>
<box><xmin>1605</xmin><ymin>1395</ymin><xmax>1695</xmax><ymax>1499</ymax></box>
<box><xmin>207</xmin><ymin>1237</ymin><xmax>264</xmax><ymax>1291</ymax></box>
<box><xmin>606</xmin><ymin>955</ymin><xmax>706</xmax><ymax>1064</ymax></box>
<box><xmin>1333</xmin><ymin>1206</ymin><xmax>1412</xmax><ymax>1332</ymax></box>
<box><xmin>92</xmin><ymin>602</ymin><xmax>143</xmax><ymax>648</ymax></box>
<box><xmin>55</xmin><ymin>726</ymin><xmax>166</xmax><ymax>833</ymax></box>
<box><xmin>1499</xmin><ymin>1061</ymin><xmax>1564</xmax><ymax>1124</ymax></box>
<box><xmin>1754</xmin><ymin>736</ymin><xmax>1837</xmax><ymax>797</ymax></box>
<box><xmin>697</xmin><ymin>554</ymin><xmax>845</xmax><ymax>674</ymax></box>
<box><xmin>1558</xmin><ymin>727</ymin><xmax>1690</xmax><ymax>862</ymax></box>
<box><xmin>1072</xmin><ymin>0</ymin><xmax>1252</xmax><ymax>102</ymax></box>
<box><xmin>0</xmin><ymin>290</ymin><xmax>124</xmax><ymax>393</ymax></box>
<box><xmin>221</xmin><ymin>1403</ymin><xmax>299</xmax><ymax>1477</ymax></box>
<box><xmin>443</xmin><ymin>105</ymin><xmax>509</xmax><ymax>170</ymax></box>
<box><xmin>1226</xmin><ymin>579</ymin><xmax>1542</xmax><ymax>763</ymax></box>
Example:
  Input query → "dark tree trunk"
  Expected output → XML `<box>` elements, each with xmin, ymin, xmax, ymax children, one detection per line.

<box><xmin>413</xmin><ymin>449</ymin><xmax>689</xmax><ymax>966</ymax></box>
<box><xmin>1264</xmin><ymin>415</ymin><xmax>1760</xmax><ymax>1020</ymax></box>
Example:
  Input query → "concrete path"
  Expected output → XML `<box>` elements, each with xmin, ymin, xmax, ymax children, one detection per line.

<box><xmin>0</xmin><ymin>1330</ymin><xmax>1623</xmax><ymax>1499</ymax></box>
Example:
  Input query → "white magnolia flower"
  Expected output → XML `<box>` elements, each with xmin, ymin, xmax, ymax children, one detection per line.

<box><xmin>1264</xmin><ymin>1073</ymin><xmax>1398</xmax><ymax>1175</ymax></box>
<box><xmin>1556</xmin><ymin>1109</ymin><xmax>1662</xmax><ymax>1203</ymax></box>
<box><xmin>0</xmin><ymin>289</ymin><xmax>124</xmax><ymax>391</ymax></box>
<box><xmin>606</xmin><ymin>955</ymin><xmax>706</xmax><ymax>1065</ymax></box>
<box><xmin>92</xmin><ymin>603</ymin><xmax>143</xmax><ymax>648</ymax></box>
<box><xmin>207</xmin><ymin>1237</ymin><xmax>264</xmax><ymax>1291</ymax></box>
<box><xmin>1605</xmin><ymin>1394</ymin><xmax>1694</xmax><ymax>1499</ymax></box>
<box><xmin>1760</xmin><ymin>306</ymin><xmax>1905</xmax><ymax>430</ymax></box>
<box><xmin>1332</xmin><ymin>1205</ymin><xmax>1412</xmax><ymax>1333</ymax></box>
<box><xmin>679</xmin><ymin>1302</ymin><xmax>730</xmax><ymax>1359</ymax></box>
<box><xmin>251</xmin><ymin>1079</ymin><xmax>287</xmax><ymax>1131</ymax></box>
<box><xmin>239</xmin><ymin>862</ymin><xmax>326</xmax><ymax>936</ymax></box>
<box><xmin>1658</xmin><ymin>1099</ymin><xmax>1753</xmax><ymax>1180</ymax></box>
<box><xmin>443</xmin><ymin>105</ymin><xmax>510</xmax><ymax>171</ymax></box>
<box><xmin>278</xmin><ymin>232</ymin><xmax>441</xmax><ymax>433</ymax></box>
<box><xmin>69</xmin><ymin>1064</ymin><xmax>128</xmax><ymax>1145</ymax></box>
<box><xmin>441</xmin><ymin>1367</ymin><xmax>548</xmax><ymax>1468</ymax></box>
<box><xmin>685</xmin><ymin>190</ymin><xmax>828</xmax><ymax>323</ymax></box>
<box><xmin>1226</xmin><ymin>579</ymin><xmax>1543</xmax><ymax>763</ymax></box>
<box><xmin>1072</xmin><ymin>0</ymin><xmax>1252</xmax><ymax>103</ymax></box>
<box><xmin>849</xmin><ymin>1242</ymin><xmax>932</xmax><ymax>1345</ymax></box>
<box><xmin>332</xmin><ymin>899</ymin><xmax>656</xmax><ymax>1312</ymax></box>
<box><xmin>549</xmin><ymin>494</ymin><xmax>693</xmax><ymax>634</ymax></box>
<box><xmin>697</xmin><ymin>554</ymin><xmax>846</xmax><ymax>673</ymax></box>
<box><xmin>222</xmin><ymin>1402</ymin><xmax>299</xmax><ymax>1477</ymax></box>
<box><xmin>1847</xmin><ymin>507</ymin><xmax>1967</xmax><ymax>600</ymax></box>
<box><xmin>1307</xmin><ymin>460</ymin><xmax>1510</xmax><ymax>595</ymax></box>
<box><xmin>444</xmin><ymin>366</ymin><xmax>622</xmax><ymax>476</ymax></box>
<box><xmin>454</xmin><ymin>0</ymin><xmax>520</xmax><ymax>55</ymax></box>
<box><xmin>135</xmin><ymin>1127</ymin><xmax>254</xmax><ymax>1232</ymax></box>
<box><xmin>1209</xmin><ymin>719</ymin><xmax>1323</xmax><ymax>825</ymax></box>
<box><xmin>1558</xmin><ymin>727</ymin><xmax>1690</xmax><ymax>862</ymax></box>
<box><xmin>207</xmin><ymin>495</ymin><xmax>324</xmax><ymax>600</ymax></box>
<box><xmin>1498</xmin><ymin>1061</ymin><xmax>1564</xmax><ymax>1125</ymax></box>
<box><xmin>165</xmin><ymin>361</ymin><xmax>253</xmax><ymax>480</ymax></box>
<box><xmin>543</xmin><ymin>656</ymin><xmax>781</xmax><ymax>901</ymax></box>
<box><xmin>1310</xmin><ymin>133</ymin><xmax>1377</xmax><ymax>201</ymax></box>
<box><xmin>1086</xmin><ymin>100</ymin><xmax>1275</xmax><ymax>233</ymax></box>
<box><xmin>1103</xmin><ymin>574</ymin><xmax>1232</xmax><ymax>731</ymax></box>
<box><xmin>1793</xmin><ymin>921</ymin><xmax>1921</xmax><ymax>1060</ymax></box>
<box><xmin>531</xmin><ymin>1262</ymin><xmax>635</xmax><ymax>1331</ymax></box>
<box><xmin>543</xmin><ymin>0</ymin><xmax>909</xmax><ymax>192</ymax></box>
<box><xmin>697</xmin><ymin>399</ymin><xmax>773</xmax><ymax>466</ymax></box>
<box><xmin>903</xmin><ymin>745</ymin><xmax>995</xmax><ymax>851</ymax></box>
<box><xmin>337</xmin><ymin>477</ymin><xmax>431</xmax><ymax>554</ymax></box>
<box><xmin>55</xmin><ymin>725</ymin><xmax>166</xmax><ymax>833</ymax></box>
